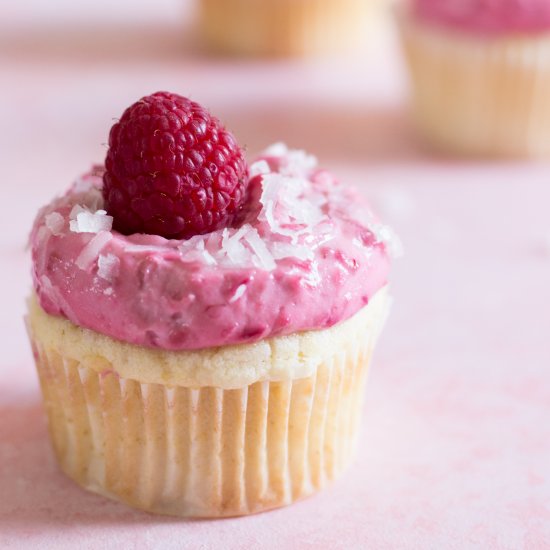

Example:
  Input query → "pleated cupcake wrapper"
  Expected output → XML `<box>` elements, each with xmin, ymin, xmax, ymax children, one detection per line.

<box><xmin>32</xmin><ymin>331</ymin><xmax>376</xmax><ymax>517</ymax></box>
<box><xmin>399</xmin><ymin>12</ymin><xmax>550</xmax><ymax>157</ymax></box>
<box><xmin>199</xmin><ymin>0</ymin><xmax>376</xmax><ymax>57</ymax></box>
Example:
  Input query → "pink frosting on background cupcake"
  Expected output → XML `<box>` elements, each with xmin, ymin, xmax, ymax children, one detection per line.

<box><xmin>413</xmin><ymin>0</ymin><xmax>550</xmax><ymax>34</ymax></box>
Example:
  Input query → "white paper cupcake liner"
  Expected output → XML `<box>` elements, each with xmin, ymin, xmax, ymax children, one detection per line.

<box><xmin>29</xmin><ymin>294</ymin><xmax>388</xmax><ymax>517</ymax></box>
<box><xmin>398</xmin><ymin>10</ymin><xmax>550</xmax><ymax>157</ymax></box>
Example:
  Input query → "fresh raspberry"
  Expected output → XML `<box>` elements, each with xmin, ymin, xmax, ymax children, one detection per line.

<box><xmin>103</xmin><ymin>91</ymin><xmax>248</xmax><ymax>240</ymax></box>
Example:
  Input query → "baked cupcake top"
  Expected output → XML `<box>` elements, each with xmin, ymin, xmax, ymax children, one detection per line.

<box><xmin>412</xmin><ymin>0</ymin><xmax>550</xmax><ymax>34</ymax></box>
<box><xmin>30</xmin><ymin>93</ymin><xmax>398</xmax><ymax>351</ymax></box>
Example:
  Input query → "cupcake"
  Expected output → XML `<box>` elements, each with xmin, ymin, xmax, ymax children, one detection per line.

<box><xmin>198</xmin><ymin>0</ymin><xmax>375</xmax><ymax>57</ymax></box>
<box><xmin>27</xmin><ymin>92</ymin><xmax>398</xmax><ymax>517</ymax></box>
<box><xmin>398</xmin><ymin>0</ymin><xmax>550</xmax><ymax>157</ymax></box>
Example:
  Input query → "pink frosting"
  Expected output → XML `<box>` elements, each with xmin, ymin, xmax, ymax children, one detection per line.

<box><xmin>412</xmin><ymin>0</ymin><xmax>550</xmax><ymax>34</ymax></box>
<box><xmin>30</xmin><ymin>145</ymin><xmax>396</xmax><ymax>351</ymax></box>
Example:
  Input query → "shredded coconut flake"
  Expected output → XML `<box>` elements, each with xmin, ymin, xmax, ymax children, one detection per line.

<box><xmin>179</xmin><ymin>234</ymin><xmax>206</xmax><ymax>254</ymax></box>
<box><xmin>271</xmin><ymin>241</ymin><xmax>313</xmax><ymax>261</ymax></box>
<box><xmin>39</xmin><ymin>275</ymin><xmax>56</xmax><ymax>303</ymax></box>
<box><xmin>97</xmin><ymin>253</ymin><xmax>120</xmax><ymax>282</ymax></box>
<box><xmin>70</xmin><ymin>209</ymin><xmax>113</xmax><ymax>234</ymax></box>
<box><xmin>259</xmin><ymin>174</ymin><xmax>281</xmax><ymax>211</ymax></box>
<box><xmin>70</xmin><ymin>204</ymin><xmax>86</xmax><ymax>219</ymax></box>
<box><xmin>44</xmin><ymin>212</ymin><xmax>64</xmax><ymax>236</ymax></box>
<box><xmin>220</xmin><ymin>225</ymin><xmax>253</xmax><ymax>266</ymax></box>
<box><xmin>69</xmin><ymin>183</ymin><xmax>104</xmax><ymax>212</ymax></box>
<box><xmin>124</xmin><ymin>244</ymin><xmax>169</xmax><ymax>254</ymax></box>
<box><xmin>35</xmin><ymin>225</ymin><xmax>56</xmax><ymax>274</ymax></box>
<box><xmin>244</xmin><ymin>229</ymin><xmax>276</xmax><ymax>271</ymax></box>
<box><xmin>263</xmin><ymin>143</ymin><xmax>317</xmax><ymax>175</ymax></box>
<box><xmin>229</xmin><ymin>284</ymin><xmax>247</xmax><ymax>303</ymax></box>
<box><xmin>179</xmin><ymin>238</ymin><xmax>217</xmax><ymax>266</ymax></box>
<box><xmin>35</xmin><ymin>225</ymin><xmax>50</xmax><ymax>248</ymax></box>
<box><xmin>198</xmin><ymin>242</ymin><xmax>217</xmax><ymax>266</ymax></box>
<box><xmin>283</xmin><ymin>149</ymin><xmax>318</xmax><ymax>176</ymax></box>
<box><xmin>180</xmin><ymin>225</ymin><xmax>282</xmax><ymax>269</ymax></box>
<box><xmin>249</xmin><ymin>160</ymin><xmax>271</xmax><ymax>177</ymax></box>
<box><xmin>103</xmin><ymin>287</ymin><xmax>114</xmax><ymax>296</ymax></box>
<box><xmin>257</xmin><ymin>172</ymin><xmax>325</xmax><ymax>244</ymax></box>
<box><xmin>287</xmin><ymin>199</ymin><xmax>325</xmax><ymax>228</ymax></box>
<box><xmin>76</xmin><ymin>231</ymin><xmax>113</xmax><ymax>270</ymax></box>
<box><xmin>263</xmin><ymin>142</ymin><xmax>288</xmax><ymax>157</ymax></box>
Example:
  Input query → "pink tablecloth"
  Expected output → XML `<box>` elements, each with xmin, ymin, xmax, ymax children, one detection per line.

<box><xmin>2</xmin><ymin>5</ymin><xmax>550</xmax><ymax>549</ymax></box>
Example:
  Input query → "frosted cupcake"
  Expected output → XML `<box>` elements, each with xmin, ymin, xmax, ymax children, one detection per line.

<box><xmin>398</xmin><ymin>0</ymin><xmax>550</xmax><ymax>157</ymax></box>
<box><xmin>27</xmin><ymin>92</ymin><xmax>398</xmax><ymax>517</ymax></box>
<box><xmin>198</xmin><ymin>0</ymin><xmax>375</xmax><ymax>57</ymax></box>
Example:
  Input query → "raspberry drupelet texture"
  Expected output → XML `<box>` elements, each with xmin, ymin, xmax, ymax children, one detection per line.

<box><xmin>103</xmin><ymin>92</ymin><xmax>248</xmax><ymax>240</ymax></box>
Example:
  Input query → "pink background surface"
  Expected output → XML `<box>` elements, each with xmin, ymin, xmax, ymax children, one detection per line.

<box><xmin>2</xmin><ymin>2</ymin><xmax>550</xmax><ymax>548</ymax></box>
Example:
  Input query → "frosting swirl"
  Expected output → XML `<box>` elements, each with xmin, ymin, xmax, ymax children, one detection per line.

<box><xmin>30</xmin><ymin>144</ymin><xmax>396</xmax><ymax>351</ymax></box>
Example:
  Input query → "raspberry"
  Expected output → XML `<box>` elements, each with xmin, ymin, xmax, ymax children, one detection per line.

<box><xmin>103</xmin><ymin>92</ymin><xmax>248</xmax><ymax>240</ymax></box>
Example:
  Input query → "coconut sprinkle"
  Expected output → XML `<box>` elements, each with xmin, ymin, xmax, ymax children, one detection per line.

<box><xmin>282</xmin><ymin>149</ymin><xmax>318</xmax><ymax>177</ymax></box>
<box><xmin>70</xmin><ymin>209</ymin><xmax>113</xmax><ymax>234</ymax></box>
<box><xmin>76</xmin><ymin>231</ymin><xmax>113</xmax><ymax>270</ymax></box>
<box><xmin>262</xmin><ymin>142</ymin><xmax>317</xmax><ymax>176</ymax></box>
<box><xmin>221</xmin><ymin>225</ymin><xmax>254</xmax><ymax>266</ymax></box>
<box><xmin>258</xmin><ymin>172</ymin><xmax>324</xmax><ymax>244</ymax></box>
<box><xmin>44</xmin><ymin>212</ymin><xmax>64</xmax><ymax>236</ymax></box>
<box><xmin>170</xmin><ymin>144</ymin><xmax>400</xmax><ymax>269</ymax></box>
<box><xmin>263</xmin><ymin>142</ymin><xmax>288</xmax><ymax>157</ymax></box>
<box><xmin>179</xmin><ymin>238</ymin><xmax>217</xmax><ymax>266</ymax></box>
<box><xmin>70</xmin><ymin>183</ymin><xmax>105</xmax><ymax>212</ymax></box>
<box><xmin>244</xmin><ymin>229</ymin><xmax>276</xmax><ymax>271</ymax></box>
<box><xmin>228</xmin><ymin>284</ymin><xmax>247</xmax><ymax>303</ymax></box>
<box><xmin>97</xmin><ymin>253</ymin><xmax>120</xmax><ymax>282</ymax></box>
<box><xmin>195</xmin><ymin>240</ymin><xmax>217</xmax><ymax>266</ymax></box>
<box><xmin>249</xmin><ymin>160</ymin><xmax>271</xmax><ymax>177</ymax></box>
<box><xmin>271</xmin><ymin>242</ymin><xmax>313</xmax><ymax>261</ymax></box>
<box><xmin>124</xmin><ymin>244</ymin><xmax>169</xmax><ymax>254</ymax></box>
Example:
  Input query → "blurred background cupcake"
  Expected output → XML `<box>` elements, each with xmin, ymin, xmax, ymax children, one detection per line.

<box><xmin>398</xmin><ymin>0</ymin><xmax>550</xmax><ymax>158</ymax></box>
<box><xmin>198</xmin><ymin>0</ymin><xmax>387</xmax><ymax>57</ymax></box>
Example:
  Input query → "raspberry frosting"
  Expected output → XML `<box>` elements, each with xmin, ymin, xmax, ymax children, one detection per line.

<box><xmin>412</xmin><ymin>0</ymin><xmax>550</xmax><ymax>34</ymax></box>
<box><xmin>30</xmin><ymin>144</ymin><xmax>397</xmax><ymax>351</ymax></box>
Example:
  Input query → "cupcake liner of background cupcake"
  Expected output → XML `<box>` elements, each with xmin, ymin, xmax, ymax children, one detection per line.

<box><xmin>198</xmin><ymin>0</ymin><xmax>386</xmax><ymax>57</ymax></box>
<box><xmin>398</xmin><ymin>9</ymin><xmax>550</xmax><ymax>158</ymax></box>
<box><xmin>27</xmin><ymin>288</ymin><xmax>389</xmax><ymax>517</ymax></box>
